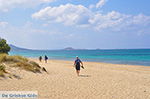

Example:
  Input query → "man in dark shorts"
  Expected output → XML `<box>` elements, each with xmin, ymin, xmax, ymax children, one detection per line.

<box><xmin>39</xmin><ymin>56</ymin><xmax>42</xmax><ymax>62</ymax></box>
<box><xmin>74</xmin><ymin>56</ymin><xmax>83</xmax><ymax>76</ymax></box>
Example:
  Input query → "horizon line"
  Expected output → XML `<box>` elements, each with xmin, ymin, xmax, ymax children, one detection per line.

<box><xmin>9</xmin><ymin>44</ymin><xmax>150</xmax><ymax>51</ymax></box>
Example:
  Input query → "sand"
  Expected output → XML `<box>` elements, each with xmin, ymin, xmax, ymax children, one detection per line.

<box><xmin>0</xmin><ymin>59</ymin><xmax>150</xmax><ymax>99</ymax></box>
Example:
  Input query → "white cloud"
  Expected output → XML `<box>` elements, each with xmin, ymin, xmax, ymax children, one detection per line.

<box><xmin>89</xmin><ymin>11</ymin><xmax>129</xmax><ymax>30</ymax></box>
<box><xmin>32</xmin><ymin>4</ymin><xmax>150</xmax><ymax>32</ymax></box>
<box><xmin>0</xmin><ymin>0</ymin><xmax>55</xmax><ymax>12</ymax></box>
<box><xmin>96</xmin><ymin>0</ymin><xmax>107</xmax><ymax>8</ymax></box>
<box><xmin>131</xmin><ymin>14</ymin><xmax>150</xmax><ymax>25</ymax></box>
<box><xmin>0</xmin><ymin>21</ymin><xmax>8</xmax><ymax>27</ymax></box>
<box><xmin>90</xmin><ymin>11</ymin><xmax>150</xmax><ymax>31</ymax></box>
<box><xmin>32</xmin><ymin>4</ymin><xmax>91</xmax><ymax>26</ymax></box>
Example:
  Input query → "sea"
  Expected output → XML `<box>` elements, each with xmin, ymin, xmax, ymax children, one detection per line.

<box><xmin>9</xmin><ymin>49</ymin><xmax>150</xmax><ymax>66</ymax></box>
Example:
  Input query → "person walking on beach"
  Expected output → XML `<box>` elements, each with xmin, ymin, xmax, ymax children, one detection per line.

<box><xmin>74</xmin><ymin>56</ymin><xmax>83</xmax><ymax>76</ymax></box>
<box><xmin>44</xmin><ymin>55</ymin><xmax>48</xmax><ymax>63</ymax></box>
<box><xmin>39</xmin><ymin>56</ymin><xmax>42</xmax><ymax>62</ymax></box>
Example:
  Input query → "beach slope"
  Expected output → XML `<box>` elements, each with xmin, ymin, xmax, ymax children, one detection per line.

<box><xmin>0</xmin><ymin>59</ymin><xmax>150</xmax><ymax>99</ymax></box>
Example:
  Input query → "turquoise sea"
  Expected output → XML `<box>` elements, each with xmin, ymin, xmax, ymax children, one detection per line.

<box><xmin>9</xmin><ymin>49</ymin><xmax>150</xmax><ymax>66</ymax></box>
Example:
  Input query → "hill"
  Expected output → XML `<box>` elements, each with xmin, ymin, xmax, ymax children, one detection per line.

<box><xmin>9</xmin><ymin>44</ymin><xmax>32</xmax><ymax>51</ymax></box>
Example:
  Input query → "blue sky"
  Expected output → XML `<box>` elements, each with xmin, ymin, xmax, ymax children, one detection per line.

<box><xmin>0</xmin><ymin>0</ymin><xmax>150</xmax><ymax>49</ymax></box>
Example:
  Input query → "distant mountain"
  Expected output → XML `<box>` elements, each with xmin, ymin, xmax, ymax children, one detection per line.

<box><xmin>9</xmin><ymin>44</ymin><xmax>32</xmax><ymax>51</ymax></box>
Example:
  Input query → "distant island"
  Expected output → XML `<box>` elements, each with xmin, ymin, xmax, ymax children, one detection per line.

<box><xmin>64</xmin><ymin>47</ymin><xmax>75</xmax><ymax>50</ymax></box>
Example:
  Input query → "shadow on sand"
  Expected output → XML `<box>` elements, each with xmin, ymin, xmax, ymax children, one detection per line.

<box><xmin>79</xmin><ymin>75</ymin><xmax>91</xmax><ymax>77</ymax></box>
<box><xmin>12</xmin><ymin>74</ymin><xmax>22</xmax><ymax>80</ymax></box>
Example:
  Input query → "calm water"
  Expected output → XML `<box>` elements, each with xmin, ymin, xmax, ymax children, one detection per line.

<box><xmin>9</xmin><ymin>49</ymin><xmax>150</xmax><ymax>66</ymax></box>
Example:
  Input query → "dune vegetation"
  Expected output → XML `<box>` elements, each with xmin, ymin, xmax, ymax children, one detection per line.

<box><xmin>0</xmin><ymin>54</ymin><xmax>45</xmax><ymax>78</ymax></box>
<box><xmin>0</xmin><ymin>39</ymin><xmax>10</xmax><ymax>54</ymax></box>
<box><xmin>0</xmin><ymin>38</ymin><xmax>47</xmax><ymax>79</ymax></box>
<box><xmin>0</xmin><ymin>64</ymin><xmax>6</xmax><ymax>77</ymax></box>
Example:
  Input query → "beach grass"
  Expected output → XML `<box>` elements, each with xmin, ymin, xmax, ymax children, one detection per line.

<box><xmin>0</xmin><ymin>54</ymin><xmax>7</xmax><ymax>63</ymax></box>
<box><xmin>0</xmin><ymin>54</ymin><xmax>42</xmax><ymax>77</ymax></box>
<box><xmin>0</xmin><ymin>54</ymin><xmax>28</xmax><ymax>63</ymax></box>
<box><xmin>0</xmin><ymin>64</ymin><xmax>6</xmax><ymax>77</ymax></box>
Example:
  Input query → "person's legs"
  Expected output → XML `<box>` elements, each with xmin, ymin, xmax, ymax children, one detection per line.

<box><xmin>45</xmin><ymin>59</ymin><xmax>47</xmax><ymax>63</ymax></box>
<box><xmin>76</xmin><ymin>70</ymin><xmax>80</xmax><ymax>76</ymax></box>
<box><xmin>75</xmin><ymin>64</ymin><xmax>80</xmax><ymax>76</ymax></box>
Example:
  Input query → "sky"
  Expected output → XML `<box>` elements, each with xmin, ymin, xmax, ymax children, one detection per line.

<box><xmin>0</xmin><ymin>0</ymin><xmax>150</xmax><ymax>49</ymax></box>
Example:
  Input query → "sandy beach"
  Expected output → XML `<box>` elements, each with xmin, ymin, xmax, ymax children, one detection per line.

<box><xmin>0</xmin><ymin>59</ymin><xmax>150</xmax><ymax>99</ymax></box>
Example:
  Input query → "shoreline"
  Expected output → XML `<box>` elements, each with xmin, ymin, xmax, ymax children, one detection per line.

<box><xmin>9</xmin><ymin>49</ymin><xmax>150</xmax><ymax>67</ymax></box>
<box><xmin>29</xmin><ymin>58</ymin><xmax>150</xmax><ymax>67</ymax></box>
